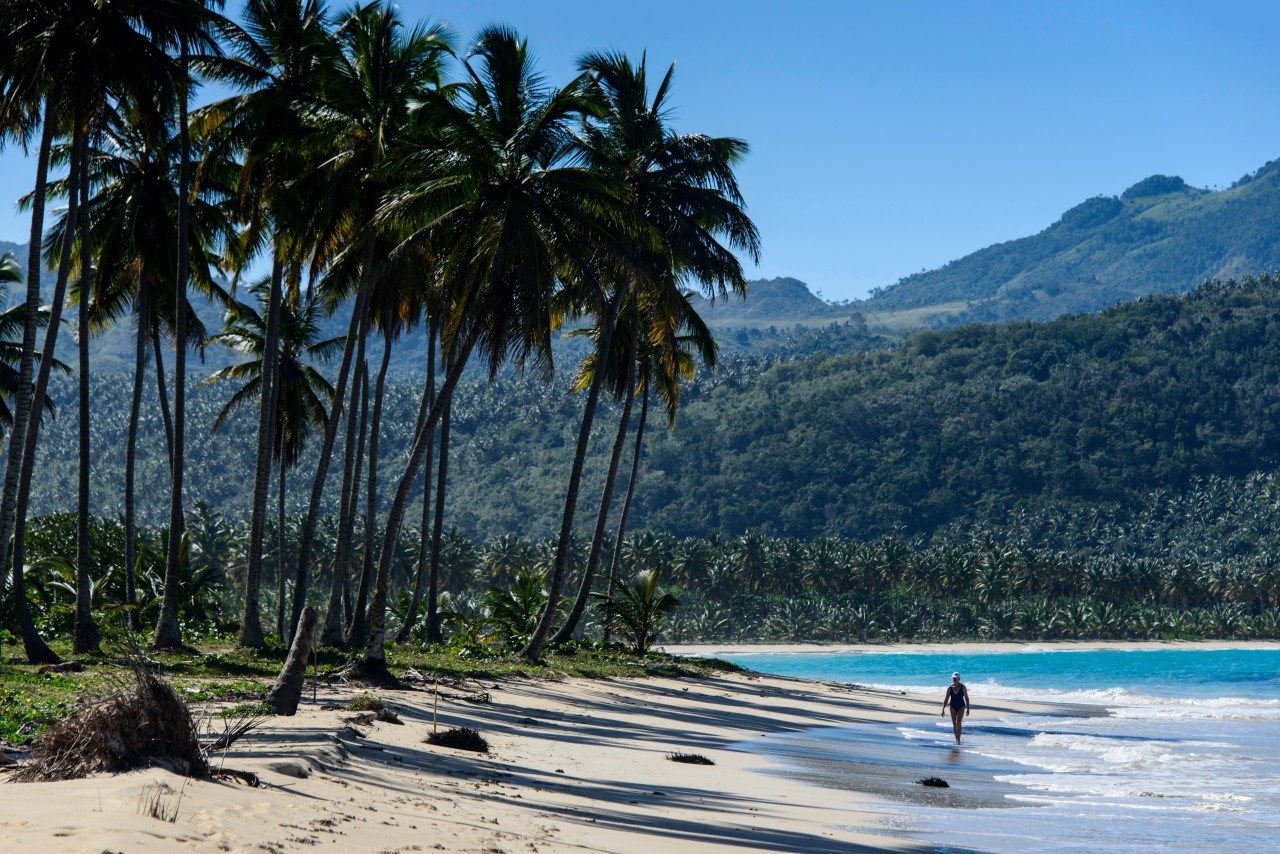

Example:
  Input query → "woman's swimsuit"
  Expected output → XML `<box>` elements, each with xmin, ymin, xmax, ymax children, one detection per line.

<box><xmin>948</xmin><ymin>684</ymin><xmax>967</xmax><ymax>710</ymax></box>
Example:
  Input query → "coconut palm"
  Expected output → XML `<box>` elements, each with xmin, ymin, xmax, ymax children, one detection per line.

<box><xmin>281</xmin><ymin>2</ymin><xmax>452</xmax><ymax>646</ymax></box>
<box><xmin>552</xmin><ymin>288</ymin><xmax>716</xmax><ymax>644</ymax></box>
<box><xmin>0</xmin><ymin>255</ymin><xmax>67</xmax><ymax>439</ymax></box>
<box><xmin>591</xmin><ymin>567</ymin><xmax>679</xmax><ymax>654</ymax></box>
<box><xmin>359</xmin><ymin>25</ymin><xmax>626</xmax><ymax>676</ymax></box>
<box><xmin>60</xmin><ymin>96</ymin><xmax>233</xmax><ymax>633</ymax></box>
<box><xmin>195</xmin><ymin>0</ymin><xmax>339</xmax><ymax>647</ymax></box>
<box><xmin>524</xmin><ymin>51</ymin><xmax>760</xmax><ymax>660</ymax></box>
<box><xmin>152</xmin><ymin>2</ymin><xmax>232</xmax><ymax>650</ymax></box>
<box><xmin>203</xmin><ymin>281</ymin><xmax>341</xmax><ymax>637</ymax></box>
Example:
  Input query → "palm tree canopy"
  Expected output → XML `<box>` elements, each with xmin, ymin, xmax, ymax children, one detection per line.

<box><xmin>376</xmin><ymin>25</ymin><xmax>630</xmax><ymax>378</ymax></box>
<box><xmin>203</xmin><ymin>281</ymin><xmax>341</xmax><ymax>466</ymax></box>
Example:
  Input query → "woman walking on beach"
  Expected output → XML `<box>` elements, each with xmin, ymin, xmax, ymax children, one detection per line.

<box><xmin>941</xmin><ymin>672</ymin><xmax>970</xmax><ymax>744</ymax></box>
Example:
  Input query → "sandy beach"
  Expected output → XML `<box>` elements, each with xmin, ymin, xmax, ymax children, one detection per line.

<box><xmin>0</xmin><ymin>664</ymin><xmax>1045</xmax><ymax>853</ymax></box>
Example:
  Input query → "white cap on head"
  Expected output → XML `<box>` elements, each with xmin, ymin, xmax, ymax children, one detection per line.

<box><xmin>952</xmin><ymin>672</ymin><xmax>961</xmax><ymax>679</ymax></box>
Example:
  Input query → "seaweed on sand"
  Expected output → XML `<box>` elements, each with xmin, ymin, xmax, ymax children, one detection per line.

<box><xmin>424</xmin><ymin>727</ymin><xmax>489</xmax><ymax>753</ymax></box>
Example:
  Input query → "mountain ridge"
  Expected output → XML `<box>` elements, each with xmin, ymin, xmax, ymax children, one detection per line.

<box><xmin>858</xmin><ymin>158</ymin><xmax>1280</xmax><ymax>327</ymax></box>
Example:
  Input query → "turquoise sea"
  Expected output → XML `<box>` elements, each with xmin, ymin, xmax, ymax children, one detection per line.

<box><xmin>720</xmin><ymin>646</ymin><xmax>1280</xmax><ymax>853</ymax></box>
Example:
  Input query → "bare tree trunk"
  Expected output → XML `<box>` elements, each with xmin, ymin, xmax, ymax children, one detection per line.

<box><xmin>522</xmin><ymin>290</ymin><xmax>624</xmax><ymax>661</ymax></box>
<box><xmin>0</xmin><ymin>96</ymin><xmax>55</xmax><ymax>610</ymax></box>
<box><xmin>342</xmin><ymin>360</ymin><xmax>373</xmax><ymax>646</ymax></box>
<box><xmin>74</xmin><ymin>138</ymin><xmax>99</xmax><ymax>654</ymax></box>
<box><xmin>9</xmin><ymin>122</ymin><xmax>84</xmax><ymax>665</ymax></box>
<box><xmin>123</xmin><ymin>280</ymin><xmax>146</xmax><ymax>633</ymax></box>
<box><xmin>361</xmin><ymin>332</ymin><xmax>477</xmax><ymax>676</ymax></box>
<box><xmin>266</xmin><ymin>606</ymin><xmax>317</xmax><ymax>716</ymax></box>
<box><xmin>288</xmin><ymin>278</ymin><xmax>371</xmax><ymax>646</ymax></box>
<box><xmin>604</xmin><ymin>386</ymin><xmax>648</xmax><ymax>643</ymax></box>
<box><xmin>394</xmin><ymin>331</ymin><xmax>436</xmax><ymax>644</ymax></box>
<box><xmin>152</xmin><ymin>330</ymin><xmax>175</xmax><ymax>468</ymax></box>
<box><xmin>356</xmin><ymin>336</ymin><xmax>393</xmax><ymax>634</ymax></box>
<box><xmin>551</xmin><ymin>364</ymin><xmax>636</xmax><ymax>645</ymax></box>
<box><xmin>239</xmin><ymin>257</ymin><xmax>285</xmax><ymax>648</ymax></box>
<box><xmin>275</xmin><ymin>457</ymin><xmax>287</xmax><ymax>639</ymax></box>
<box><xmin>321</xmin><ymin>354</ymin><xmax>365</xmax><ymax>647</ymax></box>
<box><xmin>424</xmin><ymin>388</ymin><xmax>452</xmax><ymax>644</ymax></box>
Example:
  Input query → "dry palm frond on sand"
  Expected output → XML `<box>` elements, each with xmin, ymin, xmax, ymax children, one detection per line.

<box><xmin>12</xmin><ymin>665</ymin><xmax>208</xmax><ymax>782</ymax></box>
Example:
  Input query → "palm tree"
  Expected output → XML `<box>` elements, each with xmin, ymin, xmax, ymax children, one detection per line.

<box><xmin>592</xmin><ymin>567</ymin><xmax>679</xmax><ymax>654</ymax></box>
<box><xmin>70</xmin><ymin>96</ymin><xmax>233</xmax><ymax>633</ymax></box>
<box><xmin>151</xmin><ymin>0</ymin><xmax>229</xmax><ymax>651</ymax></box>
<box><xmin>524</xmin><ymin>51</ymin><xmax>760</xmax><ymax>660</ymax></box>
<box><xmin>0</xmin><ymin>1</ymin><xmax>75</xmax><ymax>630</ymax></box>
<box><xmin>552</xmin><ymin>288</ymin><xmax>716</xmax><ymax>644</ymax></box>
<box><xmin>360</xmin><ymin>26</ymin><xmax>627</xmax><ymax>677</ymax></box>
<box><xmin>195</xmin><ymin>0</ymin><xmax>338</xmax><ymax>647</ymax></box>
<box><xmin>0</xmin><ymin>254</ymin><xmax>67</xmax><ymax>439</ymax></box>
<box><xmin>282</xmin><ymin>2</ymin><xmax>452</xmax><ymax>646</ymax></box>
<box><xmin>203</xmin><ymin>281</ymin><xmax>340</xmax><ymax>638</ymax></box>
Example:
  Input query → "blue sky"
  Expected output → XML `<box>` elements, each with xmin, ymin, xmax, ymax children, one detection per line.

<box><xmin>2</xmin><ymin>0</ymin><xmax>1278</xmax><ymax>301</ymax></box>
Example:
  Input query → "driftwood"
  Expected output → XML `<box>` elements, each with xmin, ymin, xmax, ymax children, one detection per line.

<box><xmin>266</xmin><ymin>607</ymin><xmax>318</xmax><ymax>716</ymax></box>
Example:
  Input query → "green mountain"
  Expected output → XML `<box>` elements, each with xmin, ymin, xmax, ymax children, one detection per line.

<box><xmin>28</xmin><ymin>273</ymin><xmax>1280</xmax><ymax>559</ymax></box>
<box><xmin>860</xmin><ymin>159</ymin><xmax>1280</xmax><ymax>328</ymax></box>
<box><xmin>688</xmin><ymin>276</ymin><xmax>852</xmax><ymax>327</ymax></box>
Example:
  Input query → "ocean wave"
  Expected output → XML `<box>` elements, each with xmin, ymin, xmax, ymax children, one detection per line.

<box><xmin>862</xmin><ymin>679</ymin><xmax>1280</xmax><ymax>719</ymax></box>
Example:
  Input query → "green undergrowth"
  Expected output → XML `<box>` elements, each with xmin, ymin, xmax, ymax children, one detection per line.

<box><xmin>0</xmin><ymin>637</ymin><xmax>737</xmax><ymax>745</ymax></box>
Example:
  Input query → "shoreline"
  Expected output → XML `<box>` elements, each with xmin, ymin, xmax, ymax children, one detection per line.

<box><xmin>664</xmin><ymin>639</ymin><xmax>1280</xmax><ymax>656</ymax></box>
<box><xmin>2</xmin><ymin>668</ymin><xmax>1040</xmax><ymax>853</ymax></box>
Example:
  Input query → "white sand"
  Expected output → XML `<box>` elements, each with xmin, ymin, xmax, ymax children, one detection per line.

<box><xmin>0</xmin><ymin>668</ymin><xmax>1022</xmax><ymax>853</ymax></box>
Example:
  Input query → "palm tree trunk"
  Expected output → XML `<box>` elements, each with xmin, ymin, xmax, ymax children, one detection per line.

<box><xmin>289</xmin><ymin>277</ymin><xmax>372</xmax><ymax>646</ymax></box>
<box><xmin>152</xmin><ymin>330</ymin><xmax>175</xmax><ymax>468</ymax></box>
<box><xmin>238</xmin><ymin>256</ymin><xmax>285</xmax><ymax>647</ymax></box>
<box><xmin>355</xmin><ymin>332</ymin><xmax>389</xmax><ymax>635</ymax></box>
<box><xmin>321</xmin><ymin>353</ymin><xmax>364</xmax><ymax>647</ymax></box>
<box><xmin>361</xmin><ymin>331</ymin><xmax>477</xmax><ymax>676</ymax></box>
<box><xmin>73</xmin><ymin>138</ymin><xmax>99</xmax><ymax>654</ymax></box>
<box><xmin>0</xmin><ymin>94</ymin><xmax>56</xmax><ymax>600</ymax></box>
<box><xmin>551</xmin><ymin>365</ymin><xmax>636</xmax><ymax>645</ymax></box>
<box><xmin>343</xmin><ymin>360</ymin><xmax>373</xmax><ymax>646</ymax></box>
<box><xmin>154</xmin><ymin>45</ymin><xmax>192</xmax><ymax>650</ymax></box>
<box><xmin>10</xmin><ymin>123</ymin><xmax>85</xmax><ymax>665</ymax></box>
<box><xmin>424</xmin><ymin>385</ymin><xmax>452</xmax><ymax>644</ymax></box>
<box><xmin>394</xmin><ymin>331</ymin><xmax>436</xmax><ymax>644</ymax></box>
<box><xmin>123</xmin><ymin>278</ymin><xmax>146</xmax><ymax>633</ymax></box>
<box><xmin>275</xmin><ymin>456</ymin><xmax>288</xmax><ymax>639</ymax></box>
<box><xmin>522</xmin><ymin>289</ymin><xmax>625</xmax><ymax>661</ymax></box>
<box><xmin>603</xmin><ymin>386</ymin><xmax>649</xmax><ymax>644</ymax></box>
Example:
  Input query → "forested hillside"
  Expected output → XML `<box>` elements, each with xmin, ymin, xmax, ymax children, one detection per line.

<box><xmin>30</xmin><ymin>274</ymin><xmax>1280</xmax><ymax>552</ymax></box>
<box><xmin>861</xmin><ymin>160</ymin><xmax>1280</xmax><ymax>325</ymax></box>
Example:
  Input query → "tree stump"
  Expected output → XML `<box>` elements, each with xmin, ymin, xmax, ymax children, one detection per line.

<box><xmin>267</xmin><ymin>606</ymin><xmax>317</xmax><ymax>716</ymax></box>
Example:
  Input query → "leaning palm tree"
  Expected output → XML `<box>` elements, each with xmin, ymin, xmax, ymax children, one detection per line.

<box><xmin>550</xmin><ymin>288</ymin><xmax>716</xmax><ymax>644</ymax></box>
<box><xmin>203</xmin><ymin>282</ymin><xmax>341</xmax><ymax>638</ymax></box>
<box><xmin>359</xmin><ymin>26</ymin><xmax>629</xmax><ymax>678</ymax></box>
<box><xmin>281</xmin><ymin>3</ymin><xmax>453</xmax><ymax>646</ymax></box>
<box><xmin>523</xmin><ymin>51</ymin><xmax>760</xmax><ymax>660</ymax></box>
<box><xmin>0</xmin><ymin>2</ymin><xmax>79</xmax><ymax>637</ymax></box>
<box><xmin>195</xmin><ymin>0</ymin><xmax>338</xmax><ymax>647</ymax></box>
